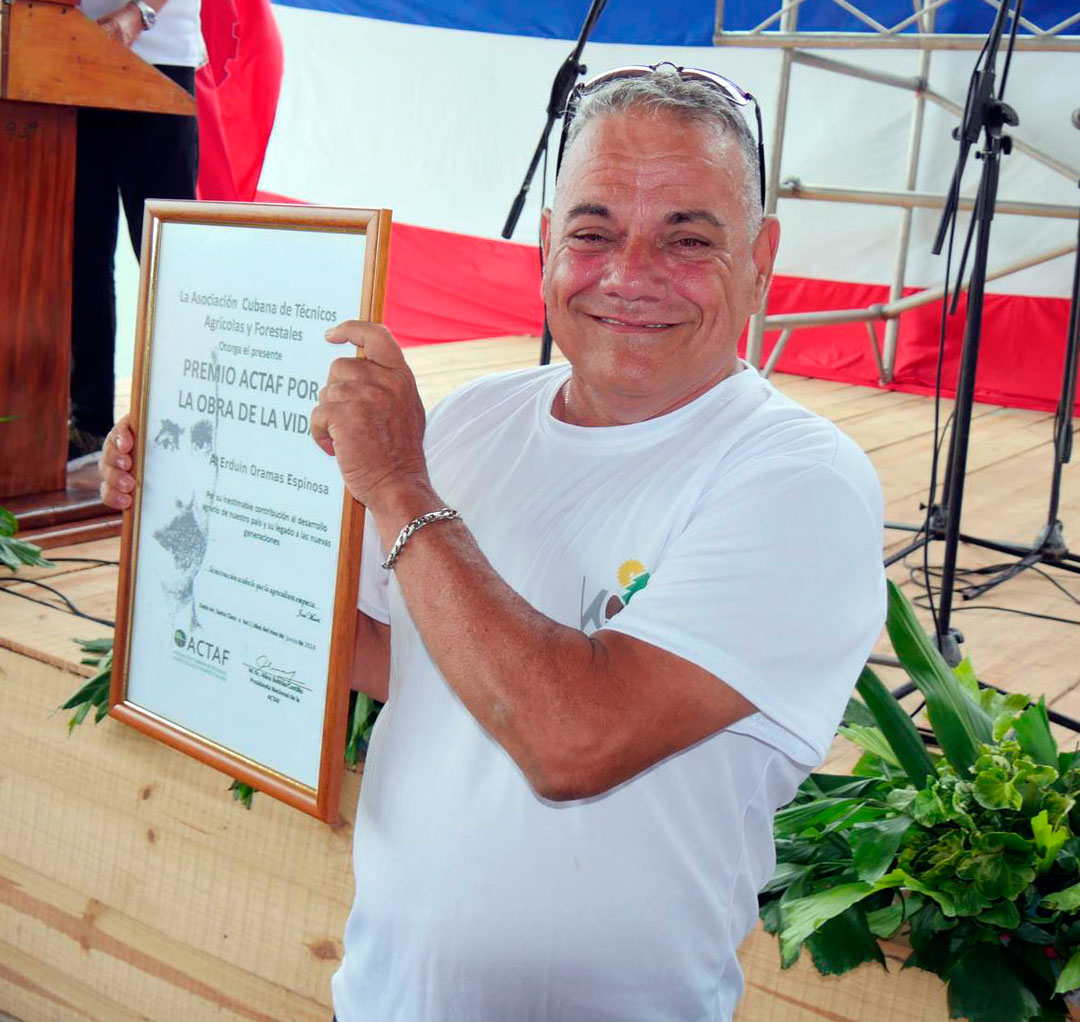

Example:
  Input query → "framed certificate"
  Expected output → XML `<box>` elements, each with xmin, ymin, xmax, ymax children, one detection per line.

<box><xmin>111</xmin><ymin>201</ymin><xmax>391</xmax><ymax>823</ymax></box>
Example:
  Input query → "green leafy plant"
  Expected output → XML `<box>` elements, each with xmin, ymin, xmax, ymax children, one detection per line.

<box><xmin>0</xmin><ymin>413</ymin><xmax>52</xmax><ymax>571</ymax></box>
<box><xmin>0</xmin><ymin>505</ymin><xmax>53</xmax><ymax>571</ymax></box>
<box><xmin>60</xmin><ymin>638</ymin><xmax>114</xmax><ymax>731</ymax></box>
<box><xmin>345</xmin><ymin>691</ymin><xmax>383</xmax><ymax>769</ymax></box>
<box><xmin>228</xmin><ymin>780</ymin><xmax>256</xmax><ymax>809</ymax></box>
<box><xmin>761</xmin><ymin>581</ymin><xmax>1080</xmax><ymax>1022</ymax></box>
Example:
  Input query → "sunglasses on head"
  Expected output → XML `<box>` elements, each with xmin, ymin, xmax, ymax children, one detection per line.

<box><xmin>555</xmin><ymin>62</ymin><xmax>767</xmax><ymax>211</ymax></box>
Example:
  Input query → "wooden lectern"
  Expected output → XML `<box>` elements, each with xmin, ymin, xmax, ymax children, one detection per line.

<box><xmin>0</xmin><ymin>0</ymin><xmax>195</xmax><ymax>539</ymax></box>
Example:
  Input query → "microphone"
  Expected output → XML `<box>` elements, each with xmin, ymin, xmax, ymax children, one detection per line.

<box><xmin>1072</xmin><ymin>108</ymin><xmax>1080</xmax><ymax>130</ymax></box>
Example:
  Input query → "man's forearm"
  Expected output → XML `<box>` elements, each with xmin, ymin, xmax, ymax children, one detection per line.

<box><xmin>368</xmin><ymin>482</ymin><xmax>611</xmax><ymax>799</ymax></box>
<box><xmin>363</xmin><ymin>479</ymin><xmax>755</xmax><ymax>800</ymax></box>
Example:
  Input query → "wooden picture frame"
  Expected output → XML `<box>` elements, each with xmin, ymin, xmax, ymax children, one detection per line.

<box><xmin>111</xmin><ymin>201</ymin><xmax>392</xmax><ymax>823</ymax></box>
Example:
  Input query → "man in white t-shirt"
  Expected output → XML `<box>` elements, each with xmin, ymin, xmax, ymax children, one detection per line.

<box><xmin>69</xmin><ymin>0</ymin><xmax>204</xmax><ymax>464</ymax></box>
<box><xmin>101</xmin><ymin>65</ymin><xmax>886</xmax><ymax>1021</ymax></box>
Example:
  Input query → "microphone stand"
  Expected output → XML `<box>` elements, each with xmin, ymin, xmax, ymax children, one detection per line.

<box><xmin>885</xmin><ymin>0</ymin><xmax>1080</xmax><ymax>735</ymax></box>
<box><xmin>947</xmin><ymin>176</ymin><xmax>1080</xmax><ymax>603</ymax></box>
<box><xmin>929</xmin><ymin>0</ymin><xmax>1020</xmax><ymax>664</ymax></box>
<box><xmin>885</xmin><ymin>4</ymin><xmax>1019</xmax><ymax>635</ymax></box>
<box><xmin>500</xmin><ymin>0</ymin><xmax>608</xmax><ymax>365</ymax></box>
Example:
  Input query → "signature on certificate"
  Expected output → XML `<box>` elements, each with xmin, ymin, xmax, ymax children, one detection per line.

<box><xmin>243</xmin><ymin>655</ymin><xmax>312</xmax><ymax>694</ymax></box>
<box><xmin>253</xmin><ymin>654</ymin><xmax>297</xmax><ymax>683</ymax></box>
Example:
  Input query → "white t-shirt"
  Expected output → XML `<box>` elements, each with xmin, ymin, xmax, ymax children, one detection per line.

<box><xmin>79</xmin><ymin>0</ymin><xmax>205</xmax><ymax>68</ymax></box>
<box><xmin>333</xmin><ymin>363</ymin><xmax>886</xmax><ymax>1022</ymax></box>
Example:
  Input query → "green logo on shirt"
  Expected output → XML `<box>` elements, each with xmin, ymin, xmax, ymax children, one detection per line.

<box><xmin>580</xmin><ymin>559</ymin><xmax>651</xmax><ymax>632</ymax></box>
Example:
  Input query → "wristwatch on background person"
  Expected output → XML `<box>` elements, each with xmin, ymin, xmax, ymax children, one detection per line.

<box><xmin>130</xmin><ymin>0</ymin><xmax>156</xmax><ymax>29</ymax></box>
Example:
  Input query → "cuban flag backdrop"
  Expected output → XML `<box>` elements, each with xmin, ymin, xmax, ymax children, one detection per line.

<box><xmin>196</xmin><ymin>1</ymin><xmax>1080</xmax><ymax>412</ymax></box>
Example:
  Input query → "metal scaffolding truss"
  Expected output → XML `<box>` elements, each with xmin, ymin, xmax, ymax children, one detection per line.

<box><xmin>715</xmin><ymin>0</ymin><xmax>1080</xmax><ymax>380</ymax></box>
<box><xmin>715</xmin><ymin>0</ymin><xmax>1080</xmax><ymax>49</ymax></box>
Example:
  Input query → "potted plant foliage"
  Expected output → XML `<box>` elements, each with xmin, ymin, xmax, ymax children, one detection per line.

<box><xmin>0</xmin><ymin>414</ymin><xmax>52</xmax><ymax>571</ymax></box>
<box><xmin>761</xmin><ymin>581</ymin><xmax>1080</xmax><ymax>1022</ymax></box>
<box><xmin>0</xmin><ymin>505</ymin><xmax>52</xmax><ymax>571</ymax></box>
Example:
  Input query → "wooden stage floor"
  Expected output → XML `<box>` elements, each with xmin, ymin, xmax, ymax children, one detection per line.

<box><xmin>1</xmin><ymin>336</ymin><xmax>1078</xmax><ymax>1022</ymax></box>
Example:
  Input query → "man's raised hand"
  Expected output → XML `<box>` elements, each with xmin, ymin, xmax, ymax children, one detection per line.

<box><xmin>311</xmin><ymin>322</ymin><xmax>430</xmax><ymax>512</ymax></box>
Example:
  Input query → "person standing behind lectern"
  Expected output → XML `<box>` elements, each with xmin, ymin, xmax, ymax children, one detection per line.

<box><xmin>68</xmin><ymin>0</ymin><xmax>204</xmax><ymax>467</ymax></box>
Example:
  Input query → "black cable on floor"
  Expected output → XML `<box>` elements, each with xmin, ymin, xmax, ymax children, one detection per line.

<box><xmin>0</xmin><ymin>578</ymin><xmax>115</xmax><ymax>627</ymax></box>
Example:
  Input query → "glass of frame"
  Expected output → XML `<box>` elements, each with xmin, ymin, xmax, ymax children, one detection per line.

<box><xmin>110</xmin><ymin>200</ymin><xmax>391</xmax><ymax>823</ymax></box>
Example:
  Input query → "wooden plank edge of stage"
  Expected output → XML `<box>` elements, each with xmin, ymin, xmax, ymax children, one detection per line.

<box><xmin>5</xmin><ymin>467</ymin><xmax>122</xmax><ymax>551</ymax></box>
<box><xmin>4</xmin><ymin>334</ymin><xmax>1078</xmax><ymax>1021</ymax></box>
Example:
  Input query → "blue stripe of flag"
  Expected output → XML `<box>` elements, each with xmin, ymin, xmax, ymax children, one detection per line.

<box><xmin>272</xmin><ymin>0</ymin><xmax>1078</xmax><ymax>45</ymax></box>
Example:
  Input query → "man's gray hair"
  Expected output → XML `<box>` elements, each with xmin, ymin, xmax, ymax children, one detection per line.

<box><xmin>559</xmin><ymin>68</ymin><xmax>763</xmax><ymax>237</ymax></box>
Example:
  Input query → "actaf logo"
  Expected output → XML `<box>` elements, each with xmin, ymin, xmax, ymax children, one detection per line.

<box><xmin>172</xmin><ymin>628</ymin><xmax>230</xmax><ymax>666</ymax></box>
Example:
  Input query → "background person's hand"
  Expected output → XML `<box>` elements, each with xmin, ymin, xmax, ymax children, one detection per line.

<box><xmin>99</xmin><ymin>414</ymin><xmax>137</xmax><ymax>510</ymax></box>
<box><xmin>310</xmin><ymin>322</ymin><xmax>429</xmax><ymax>513</ymax></box>
<box><xmin>97</xmin><ymin>3</ymin><xmax>144</xmax><ymax>48</ymax></box>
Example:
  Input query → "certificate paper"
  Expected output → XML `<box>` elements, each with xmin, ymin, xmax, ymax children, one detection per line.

<box><xmin>112</xmin><ymin>203</ymin><xmax>390</xmax><ymax>822</ymax></box>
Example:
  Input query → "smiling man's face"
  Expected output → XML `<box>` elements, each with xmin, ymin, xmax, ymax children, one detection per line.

<box><xmin>541</xmin><ymin>107</ymin><xmax>779</xmax><ymax>426</ymax></box>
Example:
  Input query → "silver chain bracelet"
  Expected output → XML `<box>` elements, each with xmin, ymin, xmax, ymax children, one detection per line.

<box><xmin>381</xmin><ymin>507</ymin><xmax>460</xmax><ymax>570</ymax></box>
